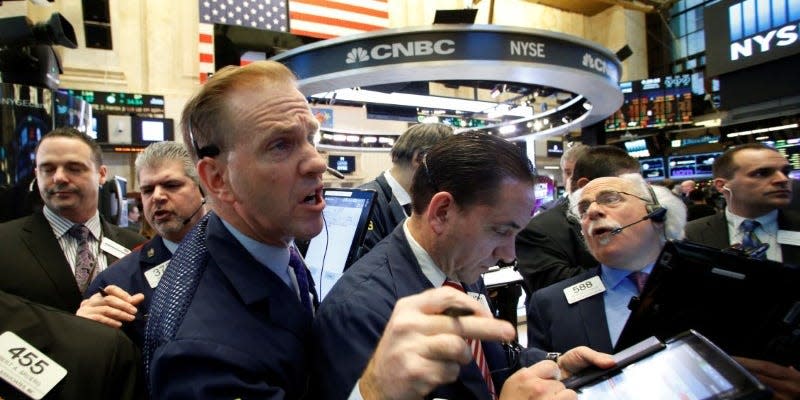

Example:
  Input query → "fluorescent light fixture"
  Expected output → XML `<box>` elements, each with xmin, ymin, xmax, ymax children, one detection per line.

<box><xmin>694</xmin><ymin>118</ymin><xmax>721</xmax><ymax>127</ymax></box>
<box><xmin>728</xmin><ymin>123</ymin><xmax>798</xmax><ymax>137</ymax></box>
<box><xmin>362</xmin><ymin>136</ymin><xmax>378</xmax><ymax>143</ymax></box>
<box><xmin>498</xmin><ymin>125</ymin><xmax>517</xmax><ymax>134</ymax></box>
<box><xmin>346</xmin><ymin>135</ymin><xmax>360</xmax><ymax>142</ymax></box>
<box><xmin>543</xmin><ymin>165</ymin><xmax>560</xmax><ymax>170</ymax></box>
<box><xmin>333</xmin><ymin>134</ymin><xmax>347</xmax><ymax>142</ymax></box>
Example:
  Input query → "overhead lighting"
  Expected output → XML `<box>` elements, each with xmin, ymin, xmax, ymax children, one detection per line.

<box><xmin>694</xmin><ymin>118</ymin><xmax>721</xmax><ymax>127</ymax></box>
<box><xmin>583</xmin><ymin>102</ymin><xmax>593</xmax><ymax>111</ymax></box>
<box><xmin>490</xmin><ymin>87</ymin><xmax>501</xmax><ymax>98</ymax></box>
<box><xmin>728</xmin><ymin>123</ymin><xmax>798</xmax><ymax>137</ymax></box>
<box><xmin>543</xmin><ymin>165</ymin><xmax>560</xmax><ymax>170</ymax></box>
<box><xmin>498</xmin><ymin>125</ymin><xmax>517</xmax><ymax>135</ymax></box>
<box><xmin>362</xmin><ymin>136</ymin><xmax>378</xmax><ymax>143</ymax></box>
<box><xmin>421</xmin><ymin>115</ymin><xmax>439</xmax><ymax>123</ymax></box>
<box><xmin>333</xmin><ymin>134</ymin><xmax>347</xmax><ymax>142</ymax></box>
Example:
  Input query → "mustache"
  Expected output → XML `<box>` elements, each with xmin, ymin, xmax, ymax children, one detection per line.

<box><xmin>46</xmin><ymin>184</ymin><xmax>78</xmax><ymax>195</ymax></box>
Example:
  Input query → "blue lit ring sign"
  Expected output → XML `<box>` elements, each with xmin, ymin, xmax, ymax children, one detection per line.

<box><xmin>272</xmin><ymin>25</ymin><xmax>623</xmax><ymax>126</ymax></box>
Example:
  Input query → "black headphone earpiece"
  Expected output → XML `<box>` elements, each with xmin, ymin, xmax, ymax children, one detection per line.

<box><xmin>645</xmin><ymin>185</ymin><xmax>667</xmax><ymax>223</ymax></box>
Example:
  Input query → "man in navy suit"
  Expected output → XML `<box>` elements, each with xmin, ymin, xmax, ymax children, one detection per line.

<box><xmin>0</xmin><ymin>128</ymin><xmax>144</xmax><ymax>313</ymax></box>
<box><xmin>143</xmin><ymin>61</ymin><xmax>530</xmax><ymax>400</ymax></box>
<box><xmin>315</xmin><ymin>133</ymin><xmax>614</xmax><ymax>400</ymax></box>
<box><xmin>527</xmin><ymin>173</ymin><xmax>687</xmax><ymax>355</ymax></box>
<box><xmin>76</xmin><ymin>141</ymin><xmax>206</xmax><ymax>347</ymax></box>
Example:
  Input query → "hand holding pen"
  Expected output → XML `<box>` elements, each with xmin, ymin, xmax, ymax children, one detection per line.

<box><xmin>75</xmin><ymin>285</ymin><xmax>145</xmax><ymax>329</ymax></box>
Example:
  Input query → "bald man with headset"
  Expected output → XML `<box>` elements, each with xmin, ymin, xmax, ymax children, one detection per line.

<box><xmin>77</xmin><ymin>142</ymin><xmax>206</xmax><ymax>347</ymax></box>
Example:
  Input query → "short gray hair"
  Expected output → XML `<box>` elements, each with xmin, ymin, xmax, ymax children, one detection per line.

<box><xmin>135</xmin><ymin>141</ymin><xmax>199</xmax><ymax>186</ymax></box>
<box><xmin>560</xmin><ymin>143</ymin><xmax>590</xmax><ymax>168</ymax></box>
<box><xmin>568</xmin><ymin>173</ymin><xmax>687</xmax><ymax>243</ymax></box>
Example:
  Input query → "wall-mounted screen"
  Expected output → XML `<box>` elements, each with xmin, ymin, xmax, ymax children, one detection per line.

<box><xmin>106</xmin><ymin>115</ymin><xmax>132</xmax><ymax>144</ymax></box>
<box><xmin>763</xmin><ymin>138</ymin><xmax>800</xmax><ymax>174</ymax></box>
<box><xmin>132</xmin><ymin>117</ymin><xmax>174</xmax><ymax>145</ymax></box>
<box><xmin>624</xmin><ymin>138</ymin><xmax>650</xmax><ymax>158</ymax></box>
<box><xmin>546</xmin><ymin>140</ymin><xmax>564</xmax><ymax>158</ymax></box>
<box><xmin>605</xmin><ymin>75</ymin><xmax>693</xmax><ymax>132</ymax></box>
<box><xmin>328</xmin><ymin>155</ymin><xmax>356</xmax><ymax>174</ymax></box>
<box><xmin>667</xmin><ymin>152</ymin><xmax>722</xmax><ymax>180</ymax></box>
<box><xmin>639</xmin><ymin>157</ymin><xmax>667</xmax><ymax>182</ymax></box>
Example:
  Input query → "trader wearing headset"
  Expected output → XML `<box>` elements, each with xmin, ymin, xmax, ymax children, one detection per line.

<box><xmin>527</xmin><ymin>173</ymin><xmax>685</xmax><ymax>355</ymax></box>
<box><xmin>77</xmin><ymin>141</ymin><xmax>206</xmax><ymax>347</ymax></box>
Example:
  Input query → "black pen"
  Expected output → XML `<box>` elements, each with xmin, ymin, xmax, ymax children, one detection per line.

<box><xmin>100</xmin><ymin>287</ymin><xmax>109</xmax><ymax>297</ymax></box>
<box><xmin>442</xmin><ymin>306</ymin><xmax>474</xmax><ymax>318</ymax></box>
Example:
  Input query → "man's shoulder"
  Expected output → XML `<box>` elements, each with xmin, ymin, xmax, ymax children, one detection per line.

<box><xmin>0</xmin><ymin>213</ymin><xmax>37</xmax><ymax>231</ymax></box>
<box><xmin>104</xmin><ymin>222</ymin><xmax>147</xmax><ymax>248</ymax></box>
<box><xmin>685</xmin><ymin>213</ymin><xmax>721</xmax><ymax>230</ymax></box>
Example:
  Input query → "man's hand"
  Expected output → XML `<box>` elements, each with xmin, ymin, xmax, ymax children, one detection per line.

<box><xmin>557</xmin><ymin>346</ymin><xmax>615</xmax><ymax>379</ymax></box>
<box><xmin>499</xmin><ymin>361</ymin><xmax>576</xmax><ymax>400</ymax></box>
<box><xmin>735</xmin><ymin>357</ymin><xmax>800</xmax><ymax>400</ymax></box>
<box><xmin>75</xmin><ymin>285</ymin><xmax>145</xmax><ymax>328</ymax></box>
<box><xmin>359</xmin><ymin>286</ymin><xmax>516</xmax><ymax>400</ymax></box>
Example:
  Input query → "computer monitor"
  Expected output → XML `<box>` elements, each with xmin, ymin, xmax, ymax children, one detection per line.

<box><xmin>327</xmin><ymin>155</ymin><xmax>356</xmax><ymax>174</ymax></box>
<box><xmin>132</xmin><ymin>117</ymin><xmax>174</xmax><ymax>145</ymax></box>
<box><xmin>302</xmin><ymin>189</ymin><xmax>376</xmax><ymax>300</ymax></box>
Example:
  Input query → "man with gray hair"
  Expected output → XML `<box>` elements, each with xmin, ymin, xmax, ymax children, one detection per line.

<box><xmin>527</xmin><ymin>173</ymin><xmax>687</xmax><ymax>354</ymax></box>
<box><xmin>77</xmin><ymin>141</ymin><xmax>206</xmax><ymax>347</ymax></box>
<box><xmin>358</xmin><ymin>122</ymin><xmax>453</xmax><ymax>257</ymax></box>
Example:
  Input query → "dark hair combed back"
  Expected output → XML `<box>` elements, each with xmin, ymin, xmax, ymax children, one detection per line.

<box><xmin>390</xmin><ymin>123</ymin><xmax>454</xmax><ymax>166</ymax></box>
<box><xmin>569</xmin><ymin>145</ymin><xmax>639</xmax><ymax>189</ymax></box>
<box><xmin>410</xmin><ymin>132</ymin><xmax>536</xmax><ymax>213</ymax></box>
<box><xmin>36</xmin><ymin>127</ymin><xmax>103</xmax><ymax>167</ymax></box>
<box><xmin>181</xmin><ymin>60</ymin><xmax>298</xmax><ymax>161</ymax></box>
<box><xmin>712</xmin><ymin>143</ymin><xmax>776</xmax><ymax>180</ymax></box>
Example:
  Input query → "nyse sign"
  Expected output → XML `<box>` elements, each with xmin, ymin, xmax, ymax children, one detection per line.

<box><xmin>730</xmin><ymin>22</ymin><xmax>799</xmax><ymax>61</ymax></box>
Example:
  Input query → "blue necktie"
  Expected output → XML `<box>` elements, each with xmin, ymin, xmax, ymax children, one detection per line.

<box><xmin>740</xmin><ymin>219</ymin><xmax>763</xmax><ymax>251</ymax></box>
<box><xmin>289</xmin><ymin>247</ymin><xmax>313</xmax><ymax>313</ymax></box>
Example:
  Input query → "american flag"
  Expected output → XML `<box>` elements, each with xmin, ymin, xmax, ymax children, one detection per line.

<box><xmin>197</xmin><ymin>0</ymin><xmax>388</xmax><ymax>83</ymax></box>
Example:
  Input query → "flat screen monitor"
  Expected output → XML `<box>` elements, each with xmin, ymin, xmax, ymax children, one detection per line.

<box><xmin>106</xmin><ymin>115</ymin><xmax>132</xmax><ymax>144</ymax></box>
<box><xmin>328</xmin><ymin>155</ymin><xmax>356</xmax><ymax>174</ymax></box>
<box><xmin>90</xmin><ymin>113</ymin><xmax>109</xmax><ymax>142</ymax></box>
<box><xmin>667</xmin><ymin>152</ymin><xmax>721</xmax><ymax>180</ymax></box>
<box><xmin>624</xmin><ymin>138</ymin><xmax>650</xmax><ymax>158</ymax></box>
<box><xmin>639</xmin><ymin>157</ymin><xmax>666</xmax><ymax>181</ymax></box>
<box><xmin>132</xmin><ymin>117</ymin><xmax>174</xmax><ymax>145</ymax></box>
<box><xmin>303</xmin><ymin>189</ymin><xmax>376</xmax><ymax>300</ymax></box>
<box><xmin>546</xmin><ymin>140</ymin><xmax>564</xmax><ymax>158</ymax></box>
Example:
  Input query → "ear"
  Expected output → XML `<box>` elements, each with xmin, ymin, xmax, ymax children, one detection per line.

<box><xmin>712</xmin><ymin>178</ymin><xmax>727</xmax><ymax>193</ymax></box>
<box><xmin>425</xmin><ymin>191</ymin><xmax>456</xmax><ymax>235</ymax></box>
<box><xmin>98</xmin><ymin>165</ymin><xmax>108</xmax><ymax>185</ymax></box>
<box><xmin>410</xmin><ymin>150</ymin><xmax>423</xmax><ymax>170</ymax></box>
<box><xmin>575</xmin><ymin>177</ymin><xmax>590</xmax><ymax>189</ymax></box>
<box><xmin>197</xmin><ymin>158</ymin><xmax>234</xmax><ymax>204</ymax></box>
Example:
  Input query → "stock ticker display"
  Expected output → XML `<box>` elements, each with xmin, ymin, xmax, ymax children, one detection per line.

<box><xmin>606</xmin><ymin>75</ymin><xmax>693</xmax><ymax>132</ymax></box>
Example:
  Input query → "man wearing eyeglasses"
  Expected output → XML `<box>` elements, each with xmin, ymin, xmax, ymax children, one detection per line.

<box><xmin>527</xmin><ymin>173</ymin><xmax>686</xmax><ymax>355</ymax></box>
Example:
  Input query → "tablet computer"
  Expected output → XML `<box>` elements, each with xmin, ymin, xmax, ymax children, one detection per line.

<box><xmin>303</xmin><ymin>188</ymin><xmax>376</xmax><ymax>300</ymax></box>
<box><xmin>569</xmin><ymin>330</ymin><xmax>771</xmax><ymax>400</ymax></box>
<box><xmin>616</xmin><ymin>240</ymin><xmax>800</xmax><ymax>367</ymax></box>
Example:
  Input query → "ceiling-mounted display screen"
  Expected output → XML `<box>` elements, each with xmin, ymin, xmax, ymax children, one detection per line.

<box><xmin>667</xmin><ymin>152</ymin><xmax>722</xmax><ymax>180</ymax></box>
<box><xmin>605</xmin><ymin>75</ymin><xmax>693</xmax><ymax>132</ymax></box>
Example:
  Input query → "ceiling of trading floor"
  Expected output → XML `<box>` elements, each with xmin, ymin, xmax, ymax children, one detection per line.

<box><xmin>521</xmin><ymin>0</ymin><xmax>676</xmax><ymax>15</ymax></box>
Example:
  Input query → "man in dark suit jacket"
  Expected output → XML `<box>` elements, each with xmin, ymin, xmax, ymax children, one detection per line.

<box><xmin>0</xmin><ymin>128</ymin><xmax>144</xmax><ymax>313</ymax></box>
<box><xmin>527</xmin><ymin>174</ymin><xmax>687</xmax><ymax>355</ymax></box>
<box><xmin>358</xmin><ymin>123</ymin><xmax>452</xmax><ymax>259</ymax></box>
<box><xmin>685</xmin><ymin>143</ymin><xmax>799</xmax><ymax>267</ymax></box>
<box><xmin>516</xmin><ymin>146</ymin><xmax>640</xmax><ymax>295</ymax></box>
<box><xmin>78</xmin><ymin>141</ymin><xmax>206</xmax><ymax>347</ymax></box>
<box><xmin>315</xmin><ymin>133</ymin><xmax>613</xmax><ymax>400</ymax></box>
<box><xmin>0</xmin><ymin>290</ymin><xmax>144</xmax><ymax>400</ymax></box>
<box><xmin>144</xmin><ymin>61</ymin><xmax>535</xmax><ymax>400</ymax></box>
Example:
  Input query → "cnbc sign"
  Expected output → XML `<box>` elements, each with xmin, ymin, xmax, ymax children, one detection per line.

<box><xmin>706</xmin><ymin>0</ymin><xmax>800</xmax><ymax>76</ymax></box>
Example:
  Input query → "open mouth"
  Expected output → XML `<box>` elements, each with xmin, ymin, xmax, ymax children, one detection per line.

<box><xmin>592</xmin><ymin>226</ymin><xmax>615</xmax><ymax>236</ymax></box>
<box><xmin>301</xmin><ymin>188</ymin><xmax>323</xmax><ymax>205</ymax></box>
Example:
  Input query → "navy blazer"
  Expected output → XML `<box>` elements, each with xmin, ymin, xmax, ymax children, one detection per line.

<box><xmin>527</xmin><ymin>268</ymin><xmax>615</xmax><ymax>355</ymax></box>
<box><xmin>313</xmin><ymin>225</ymin><xmax>510</xmax><ymax>400</ymax></box>
<box><xmin>0</xmin><ymin>211</ymin><xmax>145</xmax><ymax>313</ymax></box>
<box><xmin>146</xmin><ymin>213</ymin><xmax>316</xmax><ymax>399</ymax></box>
<box><xmin>684</xmin><ymin>209</ymin><xmax>800</xmax><ymax>267</ymax></box>
<box><xmin>86</xmin><ymin>235</ymin><xmax>172</xmax><ymax>347</ymax></box>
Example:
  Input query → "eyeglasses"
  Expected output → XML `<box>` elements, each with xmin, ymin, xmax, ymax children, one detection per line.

<box><xmin>575</xmin><ymin>190</ymin><xmax>651</xmax><ymax>218</ymax></box>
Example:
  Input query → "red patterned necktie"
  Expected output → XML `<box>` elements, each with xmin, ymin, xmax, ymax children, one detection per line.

<box><xmin>442</xmin><ymin>280</ymin><xmax>497</xmax><ymax>399</ymax></box>
<box><xmin>68</xmin><ymin>224</ymin><xmax>97</xmax><ymax>294</ymax></box>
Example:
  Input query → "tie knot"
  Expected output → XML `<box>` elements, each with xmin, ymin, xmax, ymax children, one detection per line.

<box><xmin>288</xmin><ymin>246</ymin><xmax>304</xmax><ymax>269</ymax></box>
<box><xmin>629</xmin><ymin>271</ymin><xmax>649</xmax><ymax>293</ymax></box>
<box><xmin>443</xmin><ymin>280</ymin><xmax>465</xmax><ymax>292</ymax></box>
<box><xmin>740</xmin><ymin>219</ymin><xmax>760</xmax><ymax>233</ymax></box>
<box><xmin>67</xmin><ymin>224</ymin><xmax>90</xmax><ymax>241</ymax></box>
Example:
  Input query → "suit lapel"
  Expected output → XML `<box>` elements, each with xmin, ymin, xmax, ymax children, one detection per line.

<box><xmin>577</xmin><ymin>291</ymin><xmax>614</xmax><ymax>353</ymax></box>
<box><xmin>21</xmin><ymin>213</ymin><xmax>82</xmax><ymax>308</ymax></box>
<box><xmin>703</xmin><ymin>214</ymin><xmax>731</xmax><ymax>249</ymax></box>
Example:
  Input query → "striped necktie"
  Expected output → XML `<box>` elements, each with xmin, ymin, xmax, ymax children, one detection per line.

<box><xmin>740</xmin><ymin>219</ymin><xmax>763</xmax><ymax>250</ymax></box>
<box><xmin>443</xmin><ymin>280</ymin><xmax>497</xmax><ymax>400</ymax></box>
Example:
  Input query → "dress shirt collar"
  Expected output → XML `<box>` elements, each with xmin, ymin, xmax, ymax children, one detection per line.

<box><xmin>219</xmin><ymin>218</ymin><xmax>292</xmax><ymax>287</ymax></box>
<box><xmin>402</xmin><ymin>220</ymin><xmax>447</xmax><ymax>287</ymax></box>
<box><xmin>600</xmin><ymin>262</ymin><xmax>655</xmax><ymax>289</ymax></box>
<box><xmin>725</xmin><ymin>208</ymin><xmax>778</xmax><ymax>234</ymax></box>
<box><xmin>385</xmin><ymin>169</ymin><xmax>411</xmax><ymax>208</ymax></box>
<box><xmin>43</xmin><ymin>206</ymin><xmax>102</xmax><ymax>240</ymax></box>
<box><xmin>162</xmin><ymin>237</ymin><xmax>180</xmax><ymax>254</ymax></box>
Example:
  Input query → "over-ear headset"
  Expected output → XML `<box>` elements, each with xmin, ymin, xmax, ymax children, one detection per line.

<box><xmin>644</xmin><ymin>185</ymin><xmax>667</xmax><ymax>223</ymax></box>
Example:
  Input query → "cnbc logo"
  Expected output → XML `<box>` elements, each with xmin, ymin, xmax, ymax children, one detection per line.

<box><xmin>344</xmin><ymin>40</ymin><xmax>456</xmax><ymax>64</ymax></box>
<box><xmin>728</xmin><ymin>0</ymin><xmax>800</xmax><ymax>61</ymax></box>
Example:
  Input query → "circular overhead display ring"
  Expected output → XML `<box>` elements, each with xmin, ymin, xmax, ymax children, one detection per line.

<box><xmin>272</xmin><ymin>25</ymin><xmax>623</xmax><ymax>140</ymax></box>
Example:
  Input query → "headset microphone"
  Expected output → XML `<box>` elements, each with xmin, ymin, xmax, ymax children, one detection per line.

<box><xmin>610</xmin><ymin>207</ymin><xmax>667</xmax><ymax>236</ymax></box>
<box><xmin>182</xmin><ymin>198</ymin><xmax>206</xmax><ymax>226</ymax></box>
